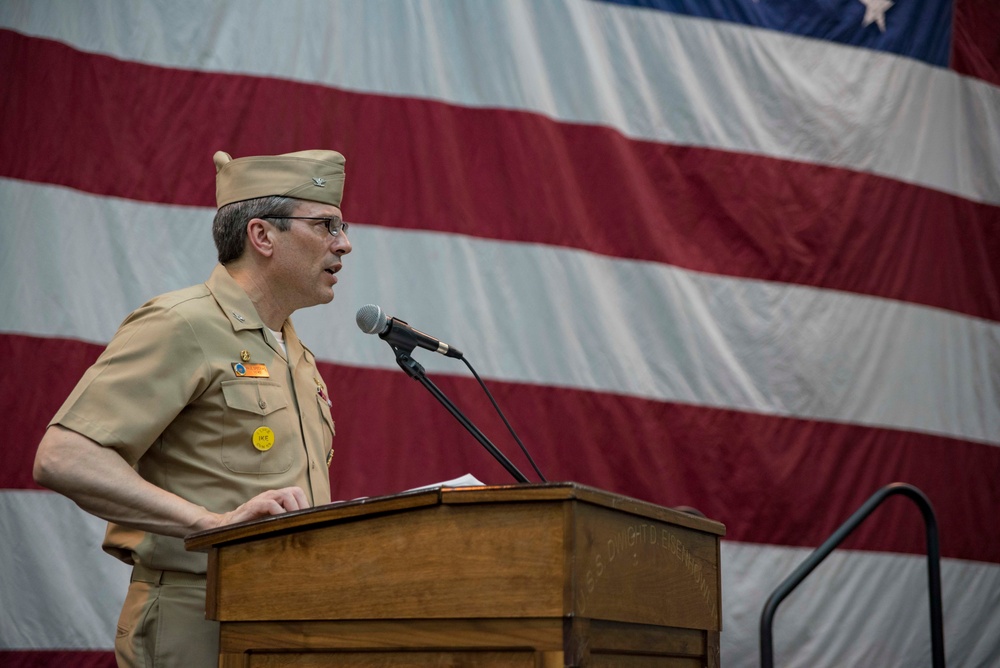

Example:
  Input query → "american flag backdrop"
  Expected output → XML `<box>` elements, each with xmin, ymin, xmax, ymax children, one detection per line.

<box><xmin>1</xmin><ymin>1</ymin><xmax>998</xmax><ymax>666</ymax></box>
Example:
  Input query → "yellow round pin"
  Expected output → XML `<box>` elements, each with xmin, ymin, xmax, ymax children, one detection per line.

<box><xmin>252</xmin><ymin>426</ymin><xmax>275</xmax><ymax>452</ymax></box>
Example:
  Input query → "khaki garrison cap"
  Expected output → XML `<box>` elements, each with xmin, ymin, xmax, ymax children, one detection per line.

<box><xmin>213</xmin><ymin>149</ymin><xmax>346</xmax><ymax>209</ymax></box>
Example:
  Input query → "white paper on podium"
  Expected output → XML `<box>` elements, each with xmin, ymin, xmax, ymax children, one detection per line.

<box><xmin>346</xmin><ymin>473</ymin><xmax>486</xmax><ymax>503</ymax></box>
<box><xmin>403</xmin><ymin>473</ymin><xmax>486</xmax><ymax>492</ymax></box>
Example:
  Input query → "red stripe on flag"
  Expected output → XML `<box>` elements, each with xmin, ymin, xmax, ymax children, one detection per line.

<box><xmin>7</xmin><ymin>333</ymin><xmax>998</xmax><ymax>564</ymax></box>
<box><xmin>952</xmin><ymin>0</ymin><xmax>1000</xmax><ymax>86</ymax></box>
<box><xmin>1</xmin><ymin>333</ymin><xmax>103</xmax><ymax>489</ymax></box>
<box><xmin>0</xmin><ymin>651</ymin><xmax>116</xmax><ymax>668</ymax></box>
<box><xmin>3</xmin><ymin>30</ymin><xmax>998</xmax><ymax>322</ymax></box>
<box><xmin>323</xmin><ymin>361</ymin><xmax>999</xmax><ymax>565</ymax></box>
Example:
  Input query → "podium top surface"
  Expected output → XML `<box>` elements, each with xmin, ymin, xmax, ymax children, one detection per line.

<box><xmin>186</xmin><ymin>482</ymin><xmax>724</xmax><ymax>552</ymax></box>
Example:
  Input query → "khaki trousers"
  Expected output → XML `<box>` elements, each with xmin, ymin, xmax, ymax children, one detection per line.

<box><xmin>115</xmin><ymin>566</ymin><xmax>220</xmax><ymax>668</ymax></box>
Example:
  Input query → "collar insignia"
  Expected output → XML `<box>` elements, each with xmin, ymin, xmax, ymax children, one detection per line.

<box><xmin>312</xmin><ymin>177</ymin><xmax>327</xmax><ymax>187</ymax></box>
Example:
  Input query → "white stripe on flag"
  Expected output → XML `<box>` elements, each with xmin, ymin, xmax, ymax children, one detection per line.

<box><xmin>721</xmin><ymin>541</ymin><xmax>1000</xmax><ymax>667</ymax></box>
<box><xmin>2</xmin><ymin>178</ymin><xmax>998</xmax><ymax>447</ymax></box>
<box><xmin>3</xmin><ymin>488</ymin><xmax>998</xmax><ymax>667</ymax></box>
<box><xmin>0</xmin><ymin>490</ymin><xmax>130</xmax><ymax>650</ymax></box>
<box><xmin>2</xmin><ymin>0</ymin><xmax>998</xmax><ymax>205</ymax></box>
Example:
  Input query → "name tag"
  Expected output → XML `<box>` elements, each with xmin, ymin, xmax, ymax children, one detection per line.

<box><xmin>232</xmin><ymin>362</ymin><xmax>270</xmax><ymax>378</ymax></box>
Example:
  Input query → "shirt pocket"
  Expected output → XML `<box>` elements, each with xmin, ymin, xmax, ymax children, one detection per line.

<box><xmin>220</xmin><ymin>380</ymin><xmax>295</xmax><ymax>474</ymax></box>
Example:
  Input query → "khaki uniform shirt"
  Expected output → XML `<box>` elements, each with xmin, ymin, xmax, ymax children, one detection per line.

<box><xmin>51</xmin><ymin>264</ymin><xmax>335</xmax><ymax>573</ymax></box>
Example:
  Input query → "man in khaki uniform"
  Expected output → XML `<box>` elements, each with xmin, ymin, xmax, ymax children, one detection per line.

<box><xmin>33</xmin><ymin>149</ymin><xmax>353</xmax><ymax>668</ymax></box>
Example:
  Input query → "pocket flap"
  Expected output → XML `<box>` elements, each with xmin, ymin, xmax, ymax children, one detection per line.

<box><xmin>221</xmin><ymin>380</ymin><xmax>288</xmax><ymax>416</ymax></box>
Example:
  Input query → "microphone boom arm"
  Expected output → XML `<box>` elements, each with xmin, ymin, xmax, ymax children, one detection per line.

<box><xmin>390</xmin><ymin>344</ymin><xmax>530</xmax><ymax>484</ymax></box>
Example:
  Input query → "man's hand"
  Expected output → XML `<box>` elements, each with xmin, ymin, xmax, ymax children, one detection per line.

<box><xmin>209</xmin><ymin>487</ymin><xmax>310</xmax><ymax>529</ymax></box>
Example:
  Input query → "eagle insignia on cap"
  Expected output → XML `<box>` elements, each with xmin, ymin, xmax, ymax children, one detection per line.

<box><xmin>312</xmin><ymin>177</ymin><xmax>327</xmax><ymax>187</ymax></box>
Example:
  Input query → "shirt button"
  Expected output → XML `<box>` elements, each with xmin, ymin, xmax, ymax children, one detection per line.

<box><xmin>258</xmin><ymin>399</ymin><xmax>267</xmax><ymax>410</ymax></box>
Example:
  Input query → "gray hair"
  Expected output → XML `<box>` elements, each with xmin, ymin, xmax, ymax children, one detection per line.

<box><xmin>212</xmin><ymin>195</ymin><xmax>299</xmax><ymax>264</ymax></box>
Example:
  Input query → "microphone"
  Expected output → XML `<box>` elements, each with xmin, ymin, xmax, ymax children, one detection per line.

<box><xmin>356</xmin><ymin>304</ymin><xmax>464</xmax><ymax>359</ymax></box>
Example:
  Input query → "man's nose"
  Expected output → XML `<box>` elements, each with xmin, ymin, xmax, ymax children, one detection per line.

<box><xmin>332</xmin><ymin>232</ymin><xmax>352</xmax><ymax>255</ymax></box>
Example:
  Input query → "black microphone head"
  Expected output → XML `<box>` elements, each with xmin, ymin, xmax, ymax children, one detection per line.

<box><xmin>356</xmin><ymin>304</ymin><xmax>387</xmax><ymax>335</ymax></box>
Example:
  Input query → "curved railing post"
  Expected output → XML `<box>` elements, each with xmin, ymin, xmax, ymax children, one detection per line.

<box><xmin>760</xmin><ymin>482</ymin><xmax>945</xmax><ymax>667</ymax></box>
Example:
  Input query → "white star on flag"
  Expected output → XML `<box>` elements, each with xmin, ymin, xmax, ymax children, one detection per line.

<box><xmin>859</xmin><ymin>0</ymin><xmax>894</xmax><ymax>32</ymax></box>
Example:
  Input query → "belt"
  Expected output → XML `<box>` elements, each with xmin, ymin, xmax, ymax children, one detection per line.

<box><xmin>131</xmin><ymin>564</ymin><xmax>206</xmax><ymax>586</ymax></box>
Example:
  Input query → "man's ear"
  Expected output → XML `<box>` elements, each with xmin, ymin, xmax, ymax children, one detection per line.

<box><xmin>245</xmin><ymin>218</ymin><xmax>275</xmax><ymax>257</ymax></box>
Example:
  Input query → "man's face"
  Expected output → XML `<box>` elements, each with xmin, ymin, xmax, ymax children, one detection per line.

<box><xmin>270</xmin><ymin>200</ymin><xmax>352</xmax><ymax>311</ymax></box>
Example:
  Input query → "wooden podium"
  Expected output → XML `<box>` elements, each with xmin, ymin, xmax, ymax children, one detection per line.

<box><xmin>185</xmin><ymin>483</ymin><xmax>725</xmax><ymax>667</ymax></box>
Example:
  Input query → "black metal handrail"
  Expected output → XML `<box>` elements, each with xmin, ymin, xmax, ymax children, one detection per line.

<box><xmin>760</xmin><ymin>482</ymin><xmax>945</xmax><ymax>667</ymax></box>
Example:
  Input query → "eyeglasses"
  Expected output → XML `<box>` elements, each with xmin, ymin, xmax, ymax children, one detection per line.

<box><xmin>263</xmin><ymin>216</ymin><xmax>350</xmax><ymax>238</ymax></box>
